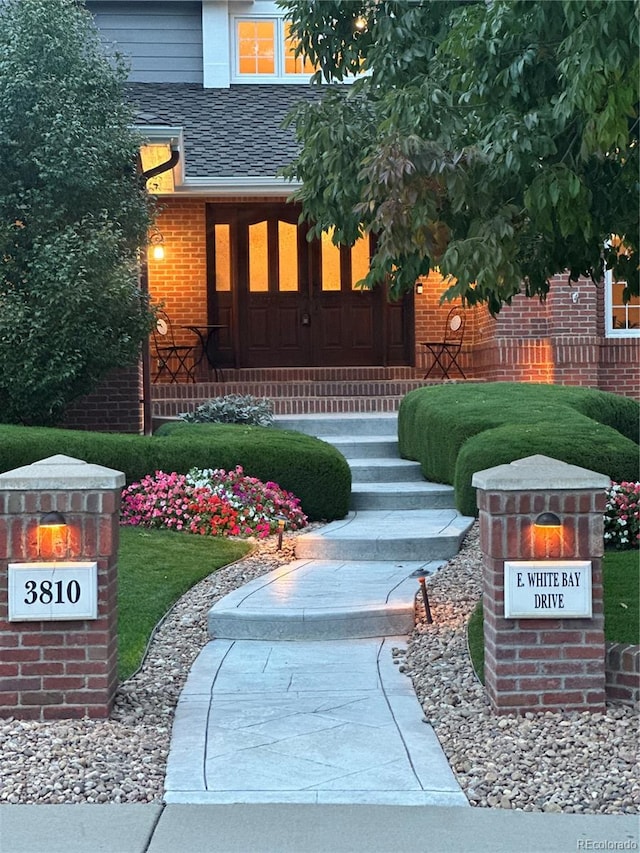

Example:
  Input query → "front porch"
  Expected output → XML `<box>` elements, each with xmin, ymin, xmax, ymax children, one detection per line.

<box><xmin>150</xmin><ymin>366</ymin><xmax>464</xmax><ymax>420</ymax></box>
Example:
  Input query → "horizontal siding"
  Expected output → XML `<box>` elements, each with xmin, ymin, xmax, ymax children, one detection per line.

<box><xmin>89</xmin><ymin>1</ymin><xmax>203</xmax><ymax>84</ymax></box>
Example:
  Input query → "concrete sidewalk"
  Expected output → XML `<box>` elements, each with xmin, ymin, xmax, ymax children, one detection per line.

<box><xmin>2</xmin><ymin>803</ymin><xmax>638</xmax><ymax>853</ymax></box>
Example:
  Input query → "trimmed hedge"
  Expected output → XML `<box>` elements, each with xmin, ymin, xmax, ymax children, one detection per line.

<box><xmin>0</xmin><ymin>422</ymin><xmax>351</xmax><ymax>521</ymax></box>
<box><xmin>398</xmin><ymin>383</ymin><xmax>639</xmax><ymax>517</ymax></box>
<box><xmin>154</xmin><ymin>422</ymin><xmax>350</xmax><ymax>520</ymax></box>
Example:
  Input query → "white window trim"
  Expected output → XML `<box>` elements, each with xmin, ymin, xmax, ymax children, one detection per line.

<box><xmin>604</xmin><ymin>268</ymin><xmax>640</xmax><ymax>338</ymax></box>
<box><xmin>230</xmin><ymin>14</ymin><xmax>317</xmax><ymax>84</ymax></box>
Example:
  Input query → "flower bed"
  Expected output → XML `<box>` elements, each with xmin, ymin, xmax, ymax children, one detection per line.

<box><xmin>120</xmin><ymin>466</ymin><xmax>307</xmax><ymax>538</ymax></box>
<box><xmin>604</xmin><ymin>481</ymin><xmax>640</xmax><ymax>549</ymax></box>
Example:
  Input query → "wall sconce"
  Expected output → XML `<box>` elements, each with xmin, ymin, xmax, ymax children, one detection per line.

<box><xmin>415</xmin><ymin>282</ymin><xmax>423</xmax><ymax>295</ymax></box>
<box><xmin>39</xmin><ymin>511</ymin><xmax>69</xmax><ymax>559</ymax></box>
<box><xmin>534</xmin><ymin>512</ymin><xmax>562</xmax><ymax>529</ymax></box>
<box><xmin>149</xmin><ymin>228</ymin><xmax>165</xmax><ymax>261</ymax></box>
<box><xmin>353</xmin><ymin>15</ymin><xmax>368</xmax><ymax>32</ymax></box>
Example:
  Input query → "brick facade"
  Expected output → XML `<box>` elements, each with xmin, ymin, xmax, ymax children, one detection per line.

<box><xmin>415</xmin><ymin>272</ymin><xmax>639</xmax><ymax>399</ymax></box>
<box><xmin>61</xmin><ymin>198</ymin><xmax>639</xmax><ymax>433</ymax></box>
<box><xmin>473</xmin><ymin>456</ymin><xmax>610</xmax><ymax>715</ymax></box>
<box><xmin>0</xmin><ymin>456</ymin><xmax>124</xmax><ymax>720</ymax></box>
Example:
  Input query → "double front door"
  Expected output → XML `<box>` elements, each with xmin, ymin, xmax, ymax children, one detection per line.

<box><xmin>207</xmin><ymin>203</ymin><xmax>411</xmax><ymax>369</ymax></box>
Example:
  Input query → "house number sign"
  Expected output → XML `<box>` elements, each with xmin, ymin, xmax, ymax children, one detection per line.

<box><xmin>8</xmin><ymin>562</ymin><xmax>98</xmax><ymax>621</ymax></box>
<box><xmin>504</xmin><ymin>561</ymin><xmax>592</xmax><ymax>619</ymax></box>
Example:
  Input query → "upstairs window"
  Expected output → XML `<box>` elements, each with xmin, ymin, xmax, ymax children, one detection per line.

<box><xmin>234</xmin><ymin>17</ymin><xmax>317</xmax><ymax>80</ymax></box>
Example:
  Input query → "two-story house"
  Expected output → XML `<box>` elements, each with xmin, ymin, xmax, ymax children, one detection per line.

<box><xmin>64</xmin><ymin>0</ymin><xmax>638</xmax><ymax>432</ymax></box>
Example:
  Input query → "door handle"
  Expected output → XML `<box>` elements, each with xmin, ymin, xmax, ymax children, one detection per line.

<box><xmin>301</xmin><ymin>313</ymin><xmax>311</xmax><ymax>326</ymax></box>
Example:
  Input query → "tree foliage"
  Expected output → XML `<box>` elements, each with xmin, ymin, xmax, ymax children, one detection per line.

<box><xmin>0</xmin><ymin>0</ymin><xmax>154</xmax><ymax>425</ymax></box>
<box><xmin>281</xmin><ymin>0</ymin><xmax>639</xmax><ymax>313</ymax></box>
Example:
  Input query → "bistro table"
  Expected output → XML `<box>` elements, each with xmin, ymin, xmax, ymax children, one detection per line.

<box><xmin>181</xmin><ymin>324</ymin><xmax>226</xmax><ymax>381</ymax></box>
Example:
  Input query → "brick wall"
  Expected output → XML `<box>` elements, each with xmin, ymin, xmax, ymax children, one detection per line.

<box><xmin>0</xmin><ymin>458</ymin><xmax>122</xmax><ymax>720</ymax></box>
<box><xmin>149</xmin><ymin>199</ymin><xmax>208</xmax><ymax>348</ymax></box>
<box><xmin>63</xmin><ymin>364</ymin><xmax>144</xmax><ymax>434</ymax></box>
<box><xmin>605</xmin><ymin>643</ymin><xmax>640</xmax><ymax>707</ymax></box>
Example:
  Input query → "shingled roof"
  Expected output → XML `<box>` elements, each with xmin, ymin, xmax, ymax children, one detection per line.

<box><xmin>126</xmin><ymin>82</ymin><xmax>324</xmax><ymax>179</ymax></box>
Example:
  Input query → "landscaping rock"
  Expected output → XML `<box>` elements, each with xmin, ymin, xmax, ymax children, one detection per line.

<box><xmin>0</xmin><ymin>522</ymin><xmax>637</xmax><ymax>813</ymax></box>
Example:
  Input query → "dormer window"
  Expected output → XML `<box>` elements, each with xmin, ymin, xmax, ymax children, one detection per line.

<box><xmin>234</xmin><ymin>17</ymin><xmax>317</xmax><ymax>80</ymax></box>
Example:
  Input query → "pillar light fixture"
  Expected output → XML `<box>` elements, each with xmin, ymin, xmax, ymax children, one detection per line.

<box><xmin>38</xmin><ymin>511</ymin><xmax>69</xmax><ymax>559</ymax></box>
<box><xmin>40</xmin><ymin>511</ymin><xmax>67</xmax><ymax>528</ymax></box>
<box><xmin>534</xmin><ymin>511</ymin><xmax>562</xmax><ymax>528</ymax></box>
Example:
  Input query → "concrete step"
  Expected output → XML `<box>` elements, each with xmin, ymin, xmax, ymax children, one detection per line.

<box><xmin>274</xmin><ymin>413</ymin><xmax>398</xmax><ymax>437</ymax></box>
<box><xmin>351</xmin><ymin>482</ymin><xmax>456</xmax><ymax>511</ymax></box>
<box><xmin>207</xmin><ymin>558</ymin><xmax>445</xmax><ymax>641</ymax></box>
<box><xmin>349</xmin><ymin>459</ymin><xmax>425</xmax><ymax>483</ymax></box>
<box><xmin>294</xmin><ymin>510</ymin><xmax>474</xmax><ymax>562</ymax></box>
<box><xmin>319</xmin><ymin>436</ymin><xmax>399</xmax><ymax>459</ymax></box>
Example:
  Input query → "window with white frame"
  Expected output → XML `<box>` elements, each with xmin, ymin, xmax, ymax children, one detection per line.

<box><xmin>233</xmin><ymin>16</ymin><xmax>317</xmax><ymax>80</ymax></box>
<box><xmin>605</xmin><ymin>269</ymin><xmax>640</xmax><ymax>336</ymax></box>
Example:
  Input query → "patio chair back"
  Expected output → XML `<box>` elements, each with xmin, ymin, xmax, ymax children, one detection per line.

<box><xmin>422</xmin><ymin>306</ymin><xmax>466</xmax><ymax>379</ymax></box>
<box><xmin>151</xmin><ymin>311</ymin><xmax>197</xmax><ymax>383</ymax></box>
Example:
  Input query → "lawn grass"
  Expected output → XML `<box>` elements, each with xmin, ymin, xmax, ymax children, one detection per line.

<box><xmin>117</xmin><ymin>527</ymin><xmax>251</xmax><ymax>681</ymax></box>
<box><xmin>603</xmin><ymin>549</ymin><xmax>639</xmax><ymax>644</ymax></box>
<box><xmin>467</xmin><ymin>549</ymin><xmax>639</xmax><ymax>684</ymax></box>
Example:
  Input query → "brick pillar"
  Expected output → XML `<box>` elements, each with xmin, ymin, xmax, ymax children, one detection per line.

<box><xmin>0</xmin><ymin>455</ymin><xmax>125</xmax><ymax>720</ymax></box>
<box><xmin>472</xmin><ymin>455</ymin><xmax>610</xmax><ymax>715</ymax></box>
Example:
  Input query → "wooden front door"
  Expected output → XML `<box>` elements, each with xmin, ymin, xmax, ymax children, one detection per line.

<box><xmin>207</xmin><ymin>203</ymin><xmax>412</xmax><ymax>369</ymax></box>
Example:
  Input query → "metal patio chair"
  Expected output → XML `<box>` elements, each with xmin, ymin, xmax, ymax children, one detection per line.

<box><xmin>151</xmin><ymin>311</ymin><xmax>197</xmax><ymax>383</ymax></box>
<box><xmin>421</xmin><ymin>306</ymin><xmax>466</xmax><ymax>379</ymax></box>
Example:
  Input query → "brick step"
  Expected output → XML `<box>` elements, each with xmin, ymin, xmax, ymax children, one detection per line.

<box><xmin>153</xmin><ymin>395</ymin><xmax>406</xmax><ymax>419</ymax></box>
<box><xmin>210</xmin><ymin>366</ymin><xmax>421</xmax><ymax>383</ymax></box>
<box><xmin>153</xmin><ymin>379</ymin><xmax>430</xmax><ymax>400</ymax></box>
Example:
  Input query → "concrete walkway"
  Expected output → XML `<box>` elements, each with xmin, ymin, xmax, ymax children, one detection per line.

<box><xmin>164</xmin><ymin>414</ymin><xmax>475</xmax><ymax>806</ymax></box>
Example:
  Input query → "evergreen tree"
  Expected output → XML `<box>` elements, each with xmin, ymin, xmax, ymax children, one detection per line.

<box><xmin>0</xmin><ymin>0</ymin><xmax>154</xmax><ymax>424</ymax></box>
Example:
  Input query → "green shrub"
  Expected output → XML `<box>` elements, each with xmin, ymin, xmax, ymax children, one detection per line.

<box><xmin>398</xmin><ymin>383</ymin><xmax>640</xmax><ymax>516</ymax></box>
<box><xmin>180</xmin><ymin>395</ymin><xmax>274</xmax><ymax>427</ymax></box>
<box><xmin>154</xmin><ymin>422</ymin><xmax>351</xmax><ymax>520</ymax></box>
<box><xmin>0</xmin><ymin>422</ymin><xmax>351</xmax><ymax>521</ymax></box>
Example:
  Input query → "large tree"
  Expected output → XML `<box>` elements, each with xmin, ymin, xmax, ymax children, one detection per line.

<box><xmin>281</xmin><ymin>0</ymin><xmax>639</xmax><ymax>313</ymax></box>
<box><xmin>0</xmin><ymin>0</ymin><xmax>154</xmax><ymax>425</ymax></box>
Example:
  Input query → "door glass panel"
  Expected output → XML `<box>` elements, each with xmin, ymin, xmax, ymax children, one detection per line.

<box><xmin>214</xmin><ymin>224</ymin><xmax>231</xmax><ymax>291</ymax></box>
<box><xmin>249</xmin><ymin>221</ymin><xmax>269</xmax><ymax>292</ymax></box>
<box><xmin>321</xmin><ymin>229</ymin><xmax>341</xmax><ymax>291</ymax></box>
<box><xmin>237</xmin><ymin>20</ymin><xmax>275</xmax><ymax>75</ymax></box>
<box><xmin>278</xmin><ymin>221</ymin><xmax>298</xmax><ymax>292</ymax></box>
<box><xmin>351</xmin><ymin>236</ymin><xmax>370</xmax><ymax>290</ymax></box>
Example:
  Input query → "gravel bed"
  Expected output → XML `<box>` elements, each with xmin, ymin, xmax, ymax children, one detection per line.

<box><xmin>404</xmin><ymin>524</ymin><xmax>639</xmax><ymax>815</ymax></box>
<box><xmin>1</xmin><ymin>523</ymin><xmax>638</xmax><ymax>812</ymax></box>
